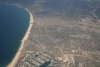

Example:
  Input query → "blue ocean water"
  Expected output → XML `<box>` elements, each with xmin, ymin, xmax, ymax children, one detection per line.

<box><xmin>0</xmin><ymin>2</ymin><xmax>30</xmax><ymax>67</ymax></box>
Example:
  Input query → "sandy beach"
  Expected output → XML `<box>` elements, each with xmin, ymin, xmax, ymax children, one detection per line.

<box><xmin>7</xmin><ymin>10</ymin><xmax>34</xmax><ymax>67</ymax></box>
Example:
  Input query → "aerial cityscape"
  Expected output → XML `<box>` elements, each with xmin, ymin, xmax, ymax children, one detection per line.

<box><xmin>0</xmin><ymin>0</ymin><xmax>100</xmax><ymax>67</ymax></box>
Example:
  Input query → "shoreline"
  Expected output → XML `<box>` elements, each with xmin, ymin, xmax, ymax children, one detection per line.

<box><xmin>7</xmin><ymin>10</ymin><xmax>34</xmax><ymax>67</ymax></box>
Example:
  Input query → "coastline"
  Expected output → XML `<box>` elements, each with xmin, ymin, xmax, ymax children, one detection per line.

<box><xmin>7</xmin><ymin>10</ymin><xmax>34</xmax><ymax>67</ymax></box>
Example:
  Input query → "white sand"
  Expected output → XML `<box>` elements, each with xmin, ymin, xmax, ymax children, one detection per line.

<box><xmin>7</xmin><ymin>10</ymin><xmax>34</xmax><ymax>67</ymax></box>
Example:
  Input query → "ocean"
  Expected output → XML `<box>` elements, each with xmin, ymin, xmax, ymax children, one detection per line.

<box><xmin>0</xmin><ymin>2</ymin><xmax>30</xmax><ymax>67</ymax></box>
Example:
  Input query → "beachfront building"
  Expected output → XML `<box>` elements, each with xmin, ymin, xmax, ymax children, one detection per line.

<box><xmin>20</xmin><ymin>53</ymin><xmax>51</xmax><ymax>67</ymax></box>
<box><xmin>22</xmin><ymin>62</ymin><xmax>32</xmax><ymax>67</ymax></box>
